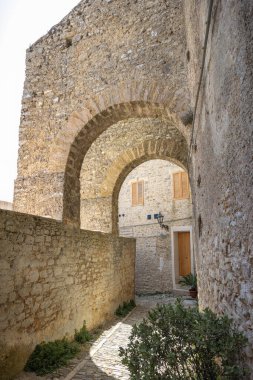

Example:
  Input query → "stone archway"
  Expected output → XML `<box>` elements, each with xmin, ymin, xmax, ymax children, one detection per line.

<box><xmin>78</xmin><ymin>113</ymin><xmax>189</xmax><ymax>233</ymax></box>
<box><xmin>111</xmin><ymin>154</ymin><xmax>187</xmax><ymax>234</ymax></box>
<box><xmin>100</xmin><ymin>139</ymin><xmax>187</xmax><ymax>198</ymax></box>
<box><xmin>59</xmin><ymin>101</ymin><xmax>189</xmax><ymax>227</ymax></box>
<box><xmin>14</xmin><ymin>79</ymin><xmax>191</xmax><ymax>221</ymax></box>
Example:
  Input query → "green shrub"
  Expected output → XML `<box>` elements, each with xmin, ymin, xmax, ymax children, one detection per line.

<box><xmin>120</xmin><ymin>300</ymin><xmax>247</xmax><ymax>380</ymax></box>
<box><xmin>74</xmin><ymin>321</ymin><xmax>92</xmax><ymax>344</ymax></box>
<box><xmin>179</xmin><ymin>273</ymin><xmax>197</xmax><ymax>290</ymax></box>
<box><xmin>115</xmin><ymin>299</ymin><xmax>136</xmax><ymax>317</ymax></box>
<box><xmin>24</xmin><ymin>339</ymin><xmax>80</xmax><ymax>375</ymax></box>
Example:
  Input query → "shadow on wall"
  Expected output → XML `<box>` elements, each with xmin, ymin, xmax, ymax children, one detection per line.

<box><xmin>15</xmin><ymin>298</ymin><xmax>148</xmax><ymax>379</ymax></box>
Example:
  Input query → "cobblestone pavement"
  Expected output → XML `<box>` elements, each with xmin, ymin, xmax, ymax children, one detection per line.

<box><xmin>63</xmin><ymin>294</ymin><xmax>196</xmax><ymax>380</ymax></box>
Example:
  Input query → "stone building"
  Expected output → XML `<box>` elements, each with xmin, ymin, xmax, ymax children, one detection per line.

<box><xmin>0</xmin><ymin>0</ymin><xmax>252</xmax><ymax>378</ymax></box>
<box><xmin>118</xmin><ymin>159</ymin><xmax>193</xmax><ymax>294</ymax></box>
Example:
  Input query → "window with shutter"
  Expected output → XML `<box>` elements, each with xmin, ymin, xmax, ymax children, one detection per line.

<box><xmin>173</xmin><ymin>172</ymin><xmax>182</xmax><ymax>199</ymax></box>
<box><xmin>131</xmin><ymin>180</ymin><xmax>144</xmax><ymax>206</ymax></box>
<box><xmin>173</xmin><ymin>172</ymin><xmax>190</xmax><ymax>199</ymax></box>
<box><xmin>181</xmin><ymin>172</ymin><xmax>189</xmax><ymax>198</ymax></box>
<box><xmin>132</xmin><ymin>182</ymin><xmax>138</xmax><ymax>206</ymax></box>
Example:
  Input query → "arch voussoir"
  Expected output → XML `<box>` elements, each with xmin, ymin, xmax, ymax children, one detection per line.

<box><xmin>50</xmin><ymin>83</ymin><xmax>188</xmax><ymax>170</ymax></box>
<box><xmin>99</xmin><ymin>137</ymin><xmax>188</xmax><ymax>201</ymax></box>
<box><xmin>50</xmin><ymin>81</ymin><xmax>191</xmax><ymax>226</ymax></box>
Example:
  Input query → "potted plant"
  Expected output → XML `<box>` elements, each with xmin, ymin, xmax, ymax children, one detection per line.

<box><xmin>179</xmin><ymin>273</ymin><xmax>198</xmax><ymax>299</ymax></box>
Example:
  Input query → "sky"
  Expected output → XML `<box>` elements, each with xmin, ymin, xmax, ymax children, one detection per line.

<box><xmin>0</xmin><ymin>0</ymin><xmax>79</xmax><ymax>202</ymax></box>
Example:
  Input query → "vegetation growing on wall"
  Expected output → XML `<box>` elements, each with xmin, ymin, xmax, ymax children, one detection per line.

<box><xmin>24</xmin><ymin>339</ymin><xmax>80</xmax><ymax>375</ymax></box>
<box><xmin>115</xmin><ymin>300</ymin><xmax>136</xmax><ymax>317</ymax></box>
<box><xmin>25</xmin><ymin>322</ymin><xmax>92</xmax><ymax>375</ymax></box>
<box><xmin>74</xmin><ymin>321</ymin><xmax>92</xmax><ymax>344</ymax></box>
<box><xmin>120</xmin><ymin>300</ymin><xmax>248</xmax><ymax>379</ymax></box>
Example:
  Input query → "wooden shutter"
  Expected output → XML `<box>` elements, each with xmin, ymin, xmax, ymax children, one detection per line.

<box><xmin>173</xmin><ymin>172</ymin><xmax>189</xmax><ymax>199</ymax></box>
<box><xmin>132</xmin><ymin>182</ymin><xmax>138</xmax><ymax>206</ymax></box>
<box><xmin>173</xmin><ymin>172</ymin><xmax>182</xmax><ymax>199</ymax></box>
<box><xmin>181</xmin><ymin>172</ymin><xmax>189</xmax><ymax>198</ymax></box>
<box><xmin>137</xmin><ymin>180</ymin><xmax>144</xmax><ymax>205</ymax></box>
<box><xmin>132</xmin><ymin>180</ymin><xmax>144</xmax><ymax>206</ymax></box>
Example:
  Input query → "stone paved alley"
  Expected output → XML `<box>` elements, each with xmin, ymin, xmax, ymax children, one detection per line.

<box><xmin>16</xmin><ymin>294</ymin><xmax>196</xmax><ymax>380</ymax></box>
<box><xmin>64</xmin><ymin>295</ymin><xmax>196</xmax><ymax>380</ymax></box>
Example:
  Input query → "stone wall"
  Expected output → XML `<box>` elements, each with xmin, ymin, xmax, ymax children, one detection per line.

<box><xmin>119</xmin><ymin>159</ymin><xmax>192</xmax><ymax>294</ymax></box>
<box><xmin>119</xmin><ymin>160</ymin><xmax>192</xmax><ymax>228</ymax></box>
<box><xmin>0</xmin><ymin>209</ymin><xmax>135</xmax><ymax>379</ymax></box>
<box><xmin>13</xmin><ymin>0</ymin><xmax>190</xmax><ymax>221</ymax></box>
<box><xmin>185</xmin><ymin>0</ymin><xmax>253</xmax><ymax>371</ymax></box>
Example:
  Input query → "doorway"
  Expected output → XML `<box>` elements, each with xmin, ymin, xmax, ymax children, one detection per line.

<box><xmin>178</xmin><ymin>231</ymin><xmax>191</xmax><ymax>276</ymax></box>
<box><xmin>171</xmin><ymin>226</ymin><xmax>194</xmax><ymax>290</ymax></box>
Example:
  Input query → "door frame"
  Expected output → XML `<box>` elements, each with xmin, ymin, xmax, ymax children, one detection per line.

<box><xmin>171</xmin><ymin>226</ymin><xmax>194</xmax><ymax>291</ymax></box>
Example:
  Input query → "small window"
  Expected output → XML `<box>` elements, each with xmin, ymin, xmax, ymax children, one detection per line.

<box><xmin>173</xmin><ymin>172</ymin><xmax>190</xmax><ymax>200</ymax></box>
<box><xmin>132</xmin><ymin>180</ymin><xmax>144</xmax><ymax>206</ymax></box>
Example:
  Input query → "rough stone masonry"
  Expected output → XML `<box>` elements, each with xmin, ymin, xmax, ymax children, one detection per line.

<box><xmin>0</xmin><ymin>209</ymin><xmax>135</xmax><ymax>379</ymax></box>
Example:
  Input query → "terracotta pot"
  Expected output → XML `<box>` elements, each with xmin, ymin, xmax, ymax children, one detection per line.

<box><xmin>189</xmin><ymin>289</ymin><xmax>198</xmax><ymax>299</ymax></box>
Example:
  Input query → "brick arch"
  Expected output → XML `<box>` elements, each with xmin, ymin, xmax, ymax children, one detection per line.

<box><xmin>99</xmin><ymin>137</ymin><xmax>187</xmax><ymax>198</ymax></box>
<box><xmin>110</xmin><ymin>144</ymin><xmax>188</xmax><ymax>234</ymax></box>
<box><xmin>54</xmin><ymin>82</ymin><xmax>190</xmax><ymax>226</ymax></box>
<box><xmin>48</xmin><ymin>80</ymin><xmax>190</xmax><ymax>174</ymax></box>
<box><xmin>62</xmin><ymin>105</ymin><xmax>188</xmax><ymax>226</ymax></box>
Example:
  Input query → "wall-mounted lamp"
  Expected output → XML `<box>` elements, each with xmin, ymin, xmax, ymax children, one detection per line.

<box><xmin>157</xmin><ymin>212</ymin><xmax>169</xmax><ymax>231</ymax></box>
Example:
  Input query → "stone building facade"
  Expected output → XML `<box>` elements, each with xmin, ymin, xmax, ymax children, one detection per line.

<box><xmin>0</xmin><ymin>0</ymin><xmax>252</xmax><ymax>377</ymax></box>
<box><xmin>118</xmin><ymin>159</ymin><xmax>193</xmax><ymax>294</ymax></box>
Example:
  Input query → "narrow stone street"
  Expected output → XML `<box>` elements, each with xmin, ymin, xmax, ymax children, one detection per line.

<box><xmin>63</xmin><ymin>295</ymin><xmax>196</xmax><ymax>380</ymax></box>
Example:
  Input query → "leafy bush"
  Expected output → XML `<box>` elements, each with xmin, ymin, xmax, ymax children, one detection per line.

<box><xmin>115</xmin><ymin>299</ymin><xmax>136</xmax><ymax>317</ymax></box>
<box><xmin>24</xmin><ymin>339</ymin><xmax>80</xmax><ymax>375</ymax></box>
<box><xmin>120</xmin><ymin>300</ymin><xmax>247</xmax><ymax>380</ymax></box>
<box><xmin>74</xmin><ymin>321</ymin><xmax>92</xmax><ymax>344</ymax></box>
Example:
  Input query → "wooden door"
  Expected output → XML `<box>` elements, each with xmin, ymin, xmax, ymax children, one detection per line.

<box><xmin>178</xmin><ymin>231</ymin><xmax>191</xmax><ymax>276</ymax></box>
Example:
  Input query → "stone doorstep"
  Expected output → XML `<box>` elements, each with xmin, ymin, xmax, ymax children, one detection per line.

<box><xmin>172</xmin><ymin>288</ymin><xmax>190</xmax><ymax>297</ymax></box>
